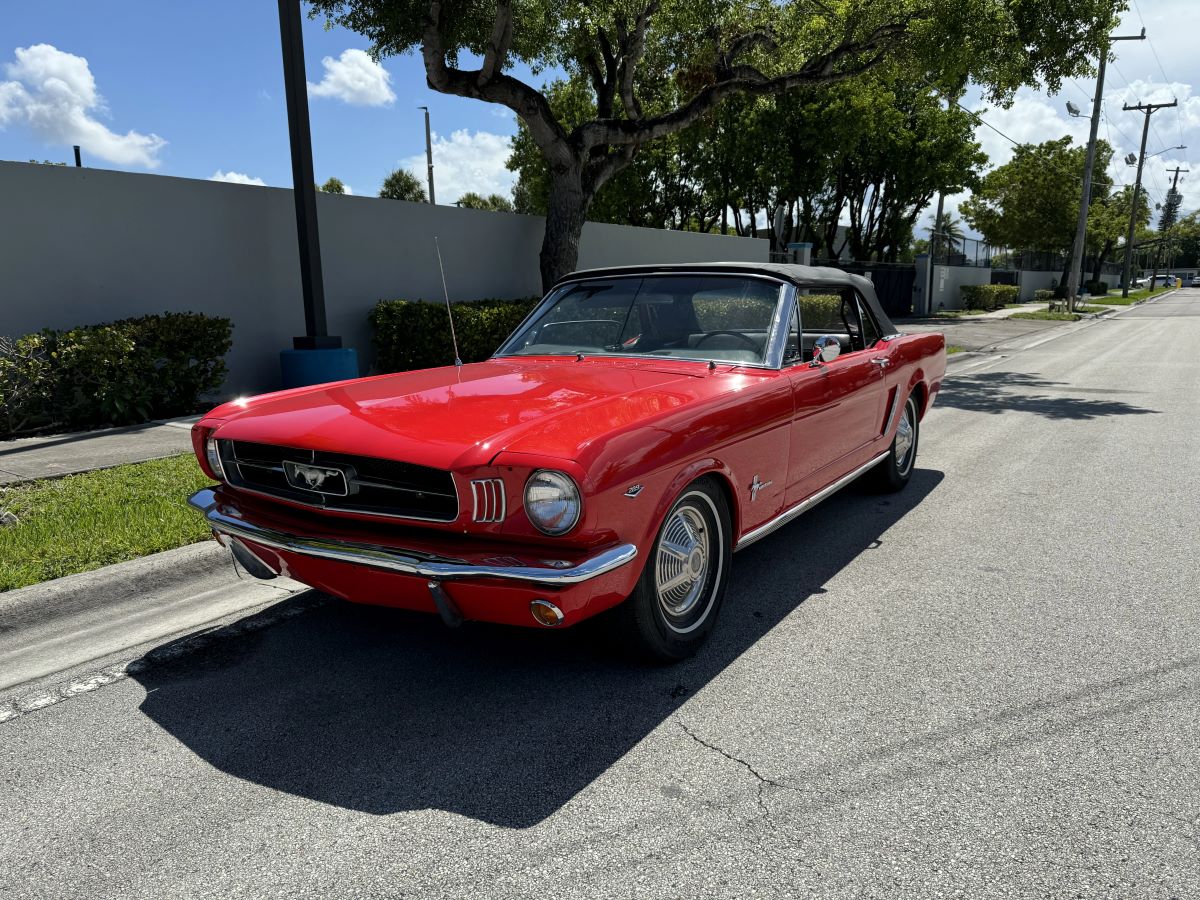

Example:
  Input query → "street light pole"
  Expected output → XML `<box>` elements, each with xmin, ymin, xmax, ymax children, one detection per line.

<box><xmin>1065</xmin><ymin>29</ymin><xmax>1144</xmax><ymax>311</ymax></box>
<box><xmin>419</xmin><ymin>106</ymin><xmax>436</xmax><ymax>204</ymax></box>
<box><xmin>1121</xmin><ymin>99</ymin><xmax>1178</xmax><ymax>298</ymax></box>
<box><xmin>278</xmin><ymin>0</ymin><xmax>336</xmax><ymax>349</ymax></box>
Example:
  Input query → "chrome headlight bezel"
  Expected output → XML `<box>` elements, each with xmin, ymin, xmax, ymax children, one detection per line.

<box><xmin>523</xmin><ymin>469</ymin><xmax>582</xmax><ymax>536</ymax></box>
<box><xmin>204</xmin><ymin>436</ymin><xmax>225</xmax><ymax>481</ymax></box>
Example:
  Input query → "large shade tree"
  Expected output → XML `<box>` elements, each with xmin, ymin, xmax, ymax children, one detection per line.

<box><xmin>961</xmin><ymin>137</ymin><xmax>1114</xmax><ymax>255</ymax></box>
<box><xmin>310</xmin><ymin>0</ymin><xmax>1125</xmax><ymax>290</ymax></box>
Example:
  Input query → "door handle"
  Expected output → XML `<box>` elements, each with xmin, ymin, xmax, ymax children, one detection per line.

<box><xmin>870</xmin><ymin>357</ymin><xmax>890</xmax><ymax>368</ymax></box>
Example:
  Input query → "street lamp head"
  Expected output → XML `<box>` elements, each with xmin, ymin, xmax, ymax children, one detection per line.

<box><xmin>1066</xmin><ymin>100</ymin><xmax>1081</xmax><ymax>117</ymax></box>
<box><xmin>1125</xmin><ymin>152</ymin><xmax>1138</xmax><ymax>166</ymax></box>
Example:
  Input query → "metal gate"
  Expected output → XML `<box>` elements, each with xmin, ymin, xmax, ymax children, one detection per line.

<box><xmin>813</xmin><ymin>260</ymin><xmax>916</xmax><ymax>318</ymax></box>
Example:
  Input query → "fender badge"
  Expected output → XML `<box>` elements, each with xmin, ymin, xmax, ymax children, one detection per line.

<box><xmin>750</xmin><ymin>475</ymin><xmax>772</xmax><ymax>501</ymax></box>
<box><xmin>624</xmin><ymin>484</ymin><xmax>644</xmax><ymax>498</ymax></box>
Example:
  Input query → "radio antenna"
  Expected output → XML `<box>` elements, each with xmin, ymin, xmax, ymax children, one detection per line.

<box><xmin>434</xmin><ymin>236</ymin><xmax>462</xmax><ymax>367</ymax></box>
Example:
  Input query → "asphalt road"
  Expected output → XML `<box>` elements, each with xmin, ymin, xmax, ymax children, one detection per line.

<box><xmin>3</xmin><ymin>292</ymin><xmax>1199</xmax><ymax>899</ymax></box>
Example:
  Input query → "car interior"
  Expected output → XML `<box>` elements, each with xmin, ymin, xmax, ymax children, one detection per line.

<box><xmin>503</xmin><ymin>277</ymin><xmax>885</xmax><ymax>367</ymax></box>
<box><xmin>785</xmin><ymin>288</ymin><xmax>883</xmax><ymax>364</ymax></box>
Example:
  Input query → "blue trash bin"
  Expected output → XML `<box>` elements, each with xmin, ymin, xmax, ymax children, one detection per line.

<box><xmin>279</xmin><ymin>347</ymin><xmax>359</xmax><ymax>389</ymax></box>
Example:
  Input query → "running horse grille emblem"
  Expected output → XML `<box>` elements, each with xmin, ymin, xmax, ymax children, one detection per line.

<box><xmin>283</xmin><ymin>461</ymin><xmax>352</xmax><ymax>496</ymax></box>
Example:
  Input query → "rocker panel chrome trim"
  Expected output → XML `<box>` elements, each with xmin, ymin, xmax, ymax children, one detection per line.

<box><xmin>734</xmin><ymin>452</ymin><xmax>891</xmax><ymax>550</ymax></box>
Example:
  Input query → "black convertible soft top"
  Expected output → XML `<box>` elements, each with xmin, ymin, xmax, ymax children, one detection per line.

<box><xmin>559</xmin><ymin>261</ymin><xmax>898</xmax><ymax>337</ymax></box>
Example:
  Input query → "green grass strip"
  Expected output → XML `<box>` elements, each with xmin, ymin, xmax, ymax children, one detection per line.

<box><xmin>1009</xmin><ymin>310</ymin><xmax>1081</xmax><ymax>321</ymax></box>
<box><xmin>0</xmin><ymin>454</ymin><xmax>213</xmax><ymax>592</ymax></box>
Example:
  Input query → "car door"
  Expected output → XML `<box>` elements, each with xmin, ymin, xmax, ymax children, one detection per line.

<box><xmin>784</xmin><ymin>290</ymin><xmax>887</xmax><ymax>505</ymax></box>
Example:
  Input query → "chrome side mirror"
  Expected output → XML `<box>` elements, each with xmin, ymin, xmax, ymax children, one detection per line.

<box><xmin>810</xmin><ymin>335</ymin><xmax>842</xmax><ymax>366</ymax></box>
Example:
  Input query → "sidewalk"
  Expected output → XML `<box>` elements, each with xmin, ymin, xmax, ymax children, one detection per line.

<box><xmin>0</xmin><ymin>417</ymin><xmax>198</xmax><ymax>484</ymax></box>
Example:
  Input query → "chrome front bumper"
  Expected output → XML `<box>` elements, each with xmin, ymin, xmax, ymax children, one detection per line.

<box><xmin>187</xmin><ymin>488</ymin><xmax>638</xmax><ymax>587</ymax></box>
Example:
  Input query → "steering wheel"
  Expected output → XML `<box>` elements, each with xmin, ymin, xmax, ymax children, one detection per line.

<box><xmin>694</xmin><ymin>330</ymin><xmax>760</xmax><ymax>349</ymax></box>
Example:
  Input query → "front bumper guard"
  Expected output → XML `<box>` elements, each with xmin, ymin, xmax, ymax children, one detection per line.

<box><xmin>187</xmin><ymin>487</ymin><xmax>639</xmax><ymax>589</ymax></box>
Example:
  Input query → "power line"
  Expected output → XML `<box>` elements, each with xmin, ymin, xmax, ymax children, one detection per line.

<box><xmin>1128</xmin><ymin>1</ymin><xmax>1188</xmax><ymax>146</ymax></box>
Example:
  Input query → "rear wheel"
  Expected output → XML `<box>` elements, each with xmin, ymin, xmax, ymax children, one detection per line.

<box><xmin>619</xmin><ymin>478</ymin><xmax>731</xmax><ymax>662</ymax></box>
<box><xmin>871</xmin><ymin>393</ymin><xmax>919</xmax><ymax>492</ymax></box>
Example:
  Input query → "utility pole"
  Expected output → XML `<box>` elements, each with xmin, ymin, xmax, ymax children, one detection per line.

<box><xmin>418</xmin><ymin>106</ymin><xmax>436</xmax><ymax>204</ymax></box>
<box><xmin>923</xmin><ymin>193</ymin><xmax>944</xmax><ymax>315</ymax></box>
<box><xmin>1121</xmin><ymin>99</ymin><xmax>1178</xmax><ymax>297</ymax></box>
<box><xmin>1065</xmin><ymin>29</ymin><xmax>1144</xmax><ymax>311</ymax></box>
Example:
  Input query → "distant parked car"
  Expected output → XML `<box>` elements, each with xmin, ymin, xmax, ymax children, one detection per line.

<box><xmin>1190</xmin><ymin>274</ymin><xmax>1200</xmax><ymax>288</ymax></box>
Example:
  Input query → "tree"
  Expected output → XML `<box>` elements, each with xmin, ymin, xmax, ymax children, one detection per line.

<box><xmin>961</xmin><ymin>137</ymin><xmax>1113</xmax><ymax>259</ymax></box>
<box><xmin>379</xmin><ymin>168</ymin><xmax>428</xmax><ymax>202</ymax></box>
<box><xmin>320</xmin><ymin>176</ymin><xmax>347</xmax><ymax>194</ymax></box>
<box><xmin>1173</xmin><ymin>211</ymin><xmax>1200</xmax><ymax>269</ymax></box>
<box><xmin>1085</xmin><ymin>184</ymin><xmax>1149</xmax><ymax>283</ymax></box>
<box><xmin>933</xmin><ymin>212</ymin><xmax>965</xmax><ymax>252</ymax></box>
<box><xmin>457</xmin><ymin>191</ymin><xmax>516</xmax><ymax>212</ymax></box>
<box><xmin>310</xmin><ymin>0</ymin><xmax>1123</xmax><ymax>291</ymax></box>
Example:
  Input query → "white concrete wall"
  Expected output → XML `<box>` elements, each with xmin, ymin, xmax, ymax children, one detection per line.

<box><xmin>930</xmin><ymin>265</ymin><xmax>991</xmax><ymax>311</ymax></box>
<box><xmin>1016</xmin><ymin>270</ymin><xmax>1059</xmax><ymax>301</ymax></box>
<box><xmin>0</xmin><ymin>161</ymin><xmax>767</xmax><ymax>394</ymax></box>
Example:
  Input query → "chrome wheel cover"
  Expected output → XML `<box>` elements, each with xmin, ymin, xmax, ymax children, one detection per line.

<box><xmin>654</xmin><ymin>492</ymin><xmax>723</xmax><ymax>633</ymax></box>
<box><xmin>894</xmin><ymin>400</ymin><xmax>916</xmax><ymax>474</ymax></box>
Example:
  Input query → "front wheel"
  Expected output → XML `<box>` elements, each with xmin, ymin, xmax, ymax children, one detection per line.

<box><xmin>871</xmin><ymin>394</ymin><xmax>919</xmax><ymax>492</ymax></box>
<box><xmin>618</xmin><ymin>478</ymin><xmax>732</xmax><ymax>662</ymax></box>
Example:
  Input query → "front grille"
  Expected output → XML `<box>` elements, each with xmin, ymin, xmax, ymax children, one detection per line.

<box><xmin>218</xmin><ymin>440</ymin><xmax>458</xmax><ymax>522</ymax></box>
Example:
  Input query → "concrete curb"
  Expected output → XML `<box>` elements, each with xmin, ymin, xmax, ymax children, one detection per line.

<box><xmin>0</xmin><ymin>541</ymin><xmax>228</xmax><ymax>630</ymax></box>
<box><xmin>0</xmin><ymin>539</ymin><xmax>308</xmax><ymax>693</ymax></box>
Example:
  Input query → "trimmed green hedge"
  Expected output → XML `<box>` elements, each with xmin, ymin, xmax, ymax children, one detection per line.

<box><xmin>961</xmin><ymin>284</ymin><xmax>1019</xmax><ymax>311</ymax></box>
<box><xmin>1034</xmin><ymin>289</ymin><xmax>1055</xmax><ymax>302</ymax></box>
<box><xmin>1084</xmin><ymin>280</ymin><xmax>1109</xmax><ymax>295</ymax></box>
<box><xmin>0</xmin><ymin>312</ymin><xmax>232</xmax><ymax>439</ymax></box>
<box><xmin>371</xmin><ymin>297</ymin><xmax>540</xmax><ymax>373</ymax></box>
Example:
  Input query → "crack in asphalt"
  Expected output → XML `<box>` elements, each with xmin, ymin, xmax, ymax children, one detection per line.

<box><xmin>676</xmin><ymin>719</ymin><xmax>786</xmax><ymax>815</ymax></box>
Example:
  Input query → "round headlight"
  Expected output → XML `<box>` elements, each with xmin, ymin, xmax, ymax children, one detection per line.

<box><xmin>524</xmin><ymin>470</ymin><xmax>582</xmax><ymax>535</ymax></box>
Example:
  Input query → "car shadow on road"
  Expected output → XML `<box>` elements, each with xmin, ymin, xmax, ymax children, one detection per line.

<box><xmin>936</xmin><ymin>372</ymin><xmax>1159</xmax><ymax>420</ymax></box>
<box><xmin>133</xmin><ymin>469</ymin><xmax>943</xmax><ymax>828</ymax></box>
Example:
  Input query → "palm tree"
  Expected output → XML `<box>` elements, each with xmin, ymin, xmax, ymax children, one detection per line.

<box><xmin>933</xmin><ymin>212</ymin><xmax>965</xmax><ymax>253</ymax></box>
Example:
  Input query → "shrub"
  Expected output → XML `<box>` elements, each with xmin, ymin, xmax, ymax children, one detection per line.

<box><xmin>0</xmin><ymin>312</ymin><xmax>232</xmax><ymax>439</ymax></box>
<box><xmin>796</xmin><ymin>294</ymin><xmax>842</xmax><ymax>328</ymax></box>
<box><xmin>1034</xmin><ymin>289</ymin><xmax>1055</xmax><ymax>302</ymax></box>
<box><xmin>371</xmin><ymin>297</ymin><xmax>540</xmax><ymax>373</ymax></box>
<box><xmin>1084</xmin><ymin>280</ymin><xmax>1108</xmax><ymax>295</ymax></box>
<box><xmin>959</xmin><ymin>283</ymin><xmax>1019</xmax><ymax>311</ymax></box>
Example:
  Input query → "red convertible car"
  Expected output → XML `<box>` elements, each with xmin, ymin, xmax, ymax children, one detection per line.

<box><xmin>189</xmin><ymin>263</ymin><xmax>944</xmax><ymax>660</ymax></box>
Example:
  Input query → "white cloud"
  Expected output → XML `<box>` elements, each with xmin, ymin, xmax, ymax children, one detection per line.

<box><xmin>307</xmin><ymin>49</ymin><xmax>395</xmax><ymax>106</ymax></box>
<box><xmin>399</xmin><ymin>129</ymin><xmax>515</xmax><ymax>203</ymax></box>
<box><xmin>210</xmin><ymin>170</ymin><xmax>266</xmax><ymax>186</ymax></box>
<box><xmin>0</xmin><ymin>44</ymin><xmax>165</xmax><ymax>168</ymax></box>
<box><xmin>973</xmin><ymin>90</ymin><xmax>1093</xmax><ymax>170</ymax></box>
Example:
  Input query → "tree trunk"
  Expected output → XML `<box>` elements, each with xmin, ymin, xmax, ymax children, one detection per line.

<box><xmin>538</xmin><ymin>168</ymin><xmax>589</xmax><ymax>292</ymax></box>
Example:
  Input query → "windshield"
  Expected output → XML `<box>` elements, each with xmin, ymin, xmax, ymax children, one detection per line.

<box><xmin>495</xmin><ymin>275</ymin><xmax>785</xmax><ymax>365</ymax></box>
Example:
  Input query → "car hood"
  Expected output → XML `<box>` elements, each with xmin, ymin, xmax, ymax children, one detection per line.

<box><xmin>208</xmin><ymin>357</ymin><xmax>725</xmax><ymax>470</ymax></box>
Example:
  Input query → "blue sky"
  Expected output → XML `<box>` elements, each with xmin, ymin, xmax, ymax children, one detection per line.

<box><xmin>0</xmin><ymin>1</ymin><xmax>536</xmax><ymax>200</ymax></box>
<box><xmin>2</xmin><ymin>1</ymin><xmax>1197</xmax><ymax>228</ymax></box>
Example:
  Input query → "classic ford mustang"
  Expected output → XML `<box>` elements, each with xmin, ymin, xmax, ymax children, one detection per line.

<box><xmin>188</xmin><ymin>262</ymin><xmax>944</xmax><ymax>660</ymax></box>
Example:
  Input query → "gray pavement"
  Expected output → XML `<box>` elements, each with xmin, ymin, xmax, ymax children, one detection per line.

<box><xmin>2</xmin><ymin>291</ymin><xmax>1200</xmax><ymax>898</ymax></box>
<box><xmin>0</xmin><ymin>418</ymin><xmax>196</xmax><ymax>484</ymax></box>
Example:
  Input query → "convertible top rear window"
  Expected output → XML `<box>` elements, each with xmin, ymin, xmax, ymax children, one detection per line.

<box><xmin>495</xmin><ymin>275</ymin><xmax>785</xmax><ymax>365</ymax></box>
